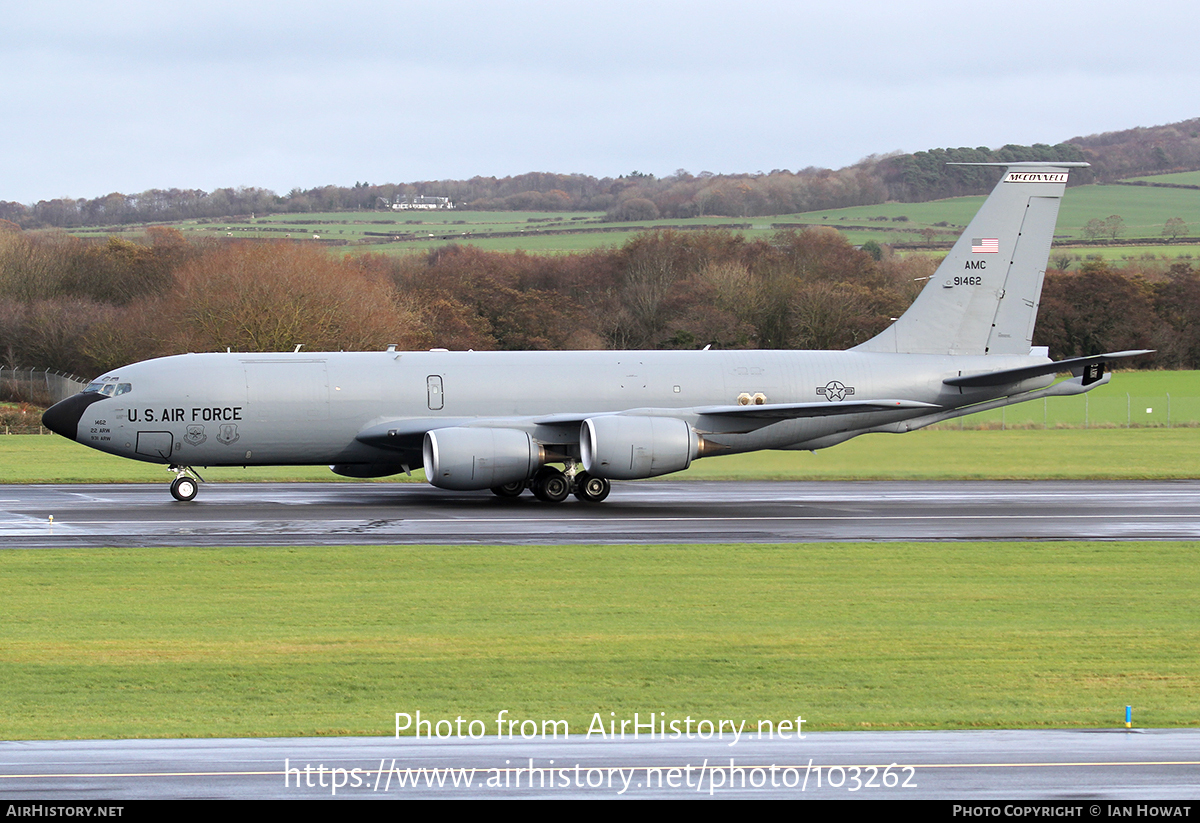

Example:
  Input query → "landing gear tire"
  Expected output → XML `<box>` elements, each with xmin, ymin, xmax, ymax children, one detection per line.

<box><xmin>531</xmin><ymin>467</ymin><xmax>570</xmax><ymax>503</ymax></box>
<box><xmin>170</xmin><ymin>476</ymin><xmax>198</xmax><ymax>502</ymax></box>
<box><xmin>491</xmin><ymin>480</ymin><xmax>526</xmax><ymax>498</ymax></box>
<box><xmin>573</xmin><ymin>472</ymin><xmax>611</xmax><ymax>503</ymax></box>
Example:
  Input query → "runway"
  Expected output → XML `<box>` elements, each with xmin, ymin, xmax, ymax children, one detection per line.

<box><xmin>3</xmin><ymin>730</ymin><xmax>1198</xmax><ymax>799</ymax></box>
<box><xmin>0</xmin><ymin>479</ymin><xmax>1197</xmax><ymax>547</ymax></box>
<box><xmin>4</xmin><ymin>480</ymin><xmax>1198</xmax><ymax>800</ymax></box>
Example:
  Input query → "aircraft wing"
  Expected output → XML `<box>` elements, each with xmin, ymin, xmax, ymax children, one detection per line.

<box><xmin>944</xmin><ymin>350</ymin><xmax>1154</xmax><ymax>388</ymax></box>
<box><xmin>692</xmin><ymin>398</ymin><xmax>938</xmax><ymax>419</ymax></box>
<box><xmin>530</xmin><ymin>399</ymin><xmax>940</xmax><ymax>425</ymax></box>
<box><xmin>357</xmin><ymin>399</ymin><xmax>940</xmax><ymax>452</ymax></box>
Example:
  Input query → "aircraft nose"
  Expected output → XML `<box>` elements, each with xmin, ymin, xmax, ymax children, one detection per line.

<box><xmin>42</xmin><ymin>393</ymin><xmax>107</xmax><ymax>439</ymax></box>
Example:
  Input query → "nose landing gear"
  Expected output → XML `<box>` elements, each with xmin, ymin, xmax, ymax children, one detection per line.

<box><xmin>168</xmin><ymin>466</ymin><xmax>204</xmax><ymax>501</ymax></box>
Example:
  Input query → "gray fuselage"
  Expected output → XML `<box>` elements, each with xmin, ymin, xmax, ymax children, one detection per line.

<box><xmin>62</xmin><ymin>348</ymin><xmax>1049</xmax><ymax>470</ymax></box>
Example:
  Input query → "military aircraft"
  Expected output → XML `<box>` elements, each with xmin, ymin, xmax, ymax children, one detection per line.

<box><xmin>43</xmin><ymin>162</ymin><xmax>1150</xmax><ymax>502</ymax></box>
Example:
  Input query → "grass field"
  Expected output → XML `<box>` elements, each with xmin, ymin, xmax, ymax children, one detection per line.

<box><xmin>74</xmin><ymin>209</ymin><xmax>775</xmax><ymax>256</ymax></box>
<box><xmin>2</xmin><ymin>541</ymin><xmax>1196</xmax><ymax>739</ymax></box>
<box><xmin>1124</xmin><ymin>171</ymin><xmax>1200</xmax><ymax>186</ymax></box>
<box><xmin>1042</xmin><ymin>245</ymin><xmax>1198</xmax><ymax>264</ymax></box>
<box><xmin>64</xmin><ymin>180</ymin><xmax>1200</xmax><ymax>256</ymax></box>
<box><xmin>4</xmin><ymin>405</ymin><xmax>1197</xmax><ymax>742</ymax></box>
<box><xmin>788</xmin><ymin>184</ymin><xmax>1199</xmax><ymax>246</ymax></box>
<box><xmin>943</xmin><ymin>369</ymin><xmax>1200</xmax><ymax>429</ymax></box>
<box><xmin>2</xmin><ymin>427</ymin><xmax>1196</xmax><ymax>484</ymax></box>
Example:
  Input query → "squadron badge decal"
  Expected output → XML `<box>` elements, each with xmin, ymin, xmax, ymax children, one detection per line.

<box><xmin>217</xmin><ymin>423</ymin><xmax>240</xmax><ymax>445</ymax></box>
<box><xmin>184</xmin><ymin>425</ymin><xmax>206</xmax><ymax>446</ymax></box>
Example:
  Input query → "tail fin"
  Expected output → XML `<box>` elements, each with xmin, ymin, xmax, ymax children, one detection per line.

<box><xmin>853</xmin><ymin>162</ymin><xmax>1087</xmax><ymax>356</ymax></box>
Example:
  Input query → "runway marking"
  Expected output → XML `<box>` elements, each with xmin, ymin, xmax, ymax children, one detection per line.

<box><xmin>1</xmin><ymin>769</ymin><xmax>278</xmax><ymax>779</ymax></box>
<box><xmin>43</xmin><ymin>513</ymin><xmax>1200</xmax><ymax>527</ymax></box>
<box><xmin>5</xmin><ymin>759</ymin><xmax>1200</xmax><ymax>781</ymax></box>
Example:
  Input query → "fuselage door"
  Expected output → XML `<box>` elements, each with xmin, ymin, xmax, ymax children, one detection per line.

<box><xmin>135</xmin><ymin>430</ymin><xmax>175</xmax><ymax>461</ymax></box>
<box><xmin>427</xmin><ymin>375</ymin><xmax>444</xmax><ymax>410</ymax></box>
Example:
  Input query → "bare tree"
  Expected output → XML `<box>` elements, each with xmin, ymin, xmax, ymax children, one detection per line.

<box><xmin>1163</xmin><ymin>217</ymin><xmax>1188</xmax><ymax>242</ymax></box>
<box><xmin>163</xmin><ymin>242</ymin><xmax>423</xmax><ymax>353</ymax></box>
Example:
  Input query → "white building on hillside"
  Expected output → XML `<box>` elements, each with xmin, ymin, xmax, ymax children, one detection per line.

<box><xmin>392</xmin><ymin>195</ymin><xmax>454</xmax><ymax>211</ymax></box>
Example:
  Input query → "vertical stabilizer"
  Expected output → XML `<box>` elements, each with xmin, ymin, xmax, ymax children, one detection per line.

<box><xmin>853</xmin><ymin>162</ymin><xmax>1086</xmax><ymax>355</ymax></box>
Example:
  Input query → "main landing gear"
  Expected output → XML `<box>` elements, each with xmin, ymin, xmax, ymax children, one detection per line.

<box><xmin>572</xmin><ymin>472</ymin><xmax>611</xmax><ymax>503</ymax></box>
<box><xmin>168</xmin><ymin>465</ymin><xmax>204</xmax><ymax>501</ymax></box>
<box><xmin>489</xmin><ymin>463</ymin><xmax>611</xmax><ymax>503</ymax></box>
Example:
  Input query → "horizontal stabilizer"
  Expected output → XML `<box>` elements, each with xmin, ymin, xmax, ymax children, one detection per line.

<box><xmin>943</xmin><ymin>350</ymin><xmax>1154</xmax><ymax>388</ymax></box>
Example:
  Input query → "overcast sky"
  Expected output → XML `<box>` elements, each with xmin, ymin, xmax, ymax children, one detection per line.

<box><xmin>4</xmin><ymin>0</ymin><xmax>1198</xmax><ymax>204</ymax></box>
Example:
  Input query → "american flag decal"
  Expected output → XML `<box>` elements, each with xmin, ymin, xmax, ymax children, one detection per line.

<box><xmin>972</xmin><ymin>237</ymin><xmax>999</xmax><ymax>253</ymax></box>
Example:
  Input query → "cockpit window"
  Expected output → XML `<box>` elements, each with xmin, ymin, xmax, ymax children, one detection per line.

<box><xmin>83</xmin><ymin>378</ymin><xmax>131</xmax><ymax>396</ymax></box>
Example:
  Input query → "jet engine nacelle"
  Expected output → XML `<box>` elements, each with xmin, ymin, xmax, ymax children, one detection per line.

<box><xmin>580</xmin><ymin>415</ymin><xmax>699</xmax><ymax>480</ymax></box>
<box><xmin>422</xmin><ymin>427</ymin><xmax>541</xmax><ymax>490</ymax></box>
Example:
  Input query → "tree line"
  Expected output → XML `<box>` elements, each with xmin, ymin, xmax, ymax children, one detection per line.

<box><xmin>4</xmin><ymin>118</ymin><xmax>1198</xmax><ymax>230</ymax></box>
<box><xmin>1</xmin><ymin>226</ymin><xmax>1197</xmax><ymax>389</ymax></box>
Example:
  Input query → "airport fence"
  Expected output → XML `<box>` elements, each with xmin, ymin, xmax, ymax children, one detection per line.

<box><xmin>932</xmin><ymin>392</ymin><xmax>1200</xmax><ymax>430</ymax></box>
<box><xmin>1</xmin><ymin>368</ymin><xmax>88</xmax><ymax>434</ymax></box>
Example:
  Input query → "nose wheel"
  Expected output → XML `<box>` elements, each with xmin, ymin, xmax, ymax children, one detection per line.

<box><xmin>168</xmin><ymin>466</ymin><xmax>203</xmax><ymax>501</ymax></box>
